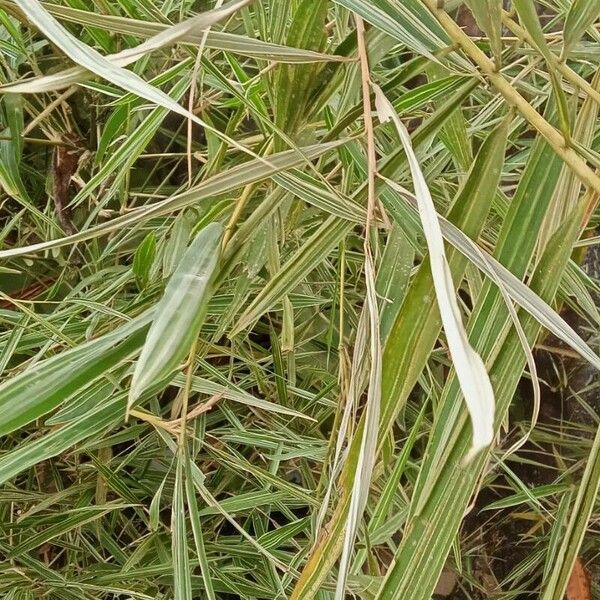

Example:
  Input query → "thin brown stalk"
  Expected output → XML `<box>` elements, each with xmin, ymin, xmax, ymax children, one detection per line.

<box><xmin>23</xmin><ymin>86</ymin><xmax>77</xmax><ymax>136</ymax></box>
<box><xmin>170</xmin><ymin>392</ymin><xmax>223</xmax><ymax>427</ymax></box>
<box><xmin>177</xmin><ymin>338</ymin><xmax>199</xmax><ymax>448</ymax></box>
<box><xmin>130</xmin><ymin>393</ymin><xmax>221</xmax><ymax>436</ymax></box>
<box><xmin>333</xmin><ymin>13</ymin><xmax>383</xmax><ymax>600</ymax></box>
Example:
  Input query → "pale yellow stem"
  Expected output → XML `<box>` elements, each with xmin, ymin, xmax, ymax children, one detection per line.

<box><xmin>501</xmin><ymin>11</ymin><xmax>600</xmax><ymax>107</ymax></box>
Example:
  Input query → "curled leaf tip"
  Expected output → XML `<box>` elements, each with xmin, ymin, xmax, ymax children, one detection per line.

<box><xmin>374</xmin><ymin>83</ymin><xmax>496</xmax><ymax>461</ymax></box>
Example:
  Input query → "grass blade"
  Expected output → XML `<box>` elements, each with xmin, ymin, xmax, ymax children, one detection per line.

<box><xmin>0</xmin><ymin>0</ymin><xmax>348</xmax><ymax>64</ymax></box>
<box><xmin>10</xmin><ymin>0</ymin><xmax>266</xmax><ymax>163</ymax></box>
<box><xmin>540</xmin><ymin>424</ymin><xmax>600</xmax><ymax>600</ymax></box>
<box><xmin>0</xmin><ymin>140</ymin><xmax>345</xmax><ymax>259</ymax></box>
<box><xmin>172</xmin><ymin>454</ymin><xmax>192</xmax><ymax>600</ymax></box>
<box><xmin>290</xmin><ymin>98</ymin><xmax>510</xmax><ymax>600</ymax></box>
<box><xmin>374</xmin><ymin>83</ymin><xmax>494</xmax><ymax>458</ymax></box>
<box><xmin>381</xmin><ymin>182</ymin><xmax>600</xmax><ymax>371</ymax></box>
<box><xmin>464</xmin><ymin>0</ymin><xmax>503</xmax><ymax>66</ymax></box>
<box><xmin>374</xmin><ymin>108</ymin><xmax>589</xmax><ymax>600</ymax></box>
<box><xmin>3</xmin><ymin>0</ymin><xmax>251</xmax><ymax>93</ymax></box>
<box><xmin>0</xmin><ymin>387</ymin><xmax>124</xmax><ymax>485</ymax></box>
<box><xmin>128</xmin><ymin>223</ymin><xmax>223</xmax><ymax>410</ymax></box>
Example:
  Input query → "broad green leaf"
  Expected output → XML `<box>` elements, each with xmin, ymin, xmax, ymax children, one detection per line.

<box><xmin>197</xmin><ymin>489</ymin><xmax>289</xmax><ymax>516</ymax></box>
<box><xmin>132</xmin><ymin>231</ymin><xmax>156</xmax><ymax>290</ymax></box>
<box><xmin>0</xmin><ymin>311</ymin><xmax>152</xmax><ymax>437</ymax></box>
<box><xmin>95</xmin><ymin>103</ymin><xmax>128</xmax><ymax>164</ymax></box>
<box><xmin>0</xmin><ymin>93</ymin><xmax>37</xmax><ymax>210</ymax></box>
<box><xmin>46</xmin><ymin>379</ymin><xmax>119</xmax><ymax>425</ymax></box>
<box><xmin>562</xmin><ymin>0</ymin><xmax>600</xmax><ymax>58</ymax></box>
<box><xmin>272</xmin><ymin>1</ymin><xmax>328</xmax><ymax>150</ymax></box>
<box><xmin>428</xmin><ymin>67</ymin><xmax>472</xmax><ymax>170</ymax></box>
<box><xmin>163</xmin><ymin>211</ymin><xmax>196</xmax><ymax>279</ymax></box>
<box><xmin>149</xmin><ymin>471</ymin><xmax>169</xmax><ymax>532</ymax></box>
<box><xmin>376</xmin><ymin>224</ymin><xmax>414</xmax><ymax>343</ymax></box>
<box><xmin>178</xmin><ymin>371</ymin><xmax>312</xmax><ymax>419</ymax></box>
<box><xmin>274</xmin><ymin>170</ymin><xmax>366</xmax><ymax>223</ymax></box>
<box><xmin>0</xmin><ymin>314</ymin><xmax>28</xmax><ymax>375</ymax></box>
<box><xmin>257</xmin><ymin>517</ymin><xmax>310</xmax><ymax>550</ymax></box>
<box><xmin>0</xmin><ymin>266</ymin><xmax>20</xmax><ymax>274</ymax></box>
<box><xmin>482</xmin><ymin>483</ymin><xmax>569</xmax><ymax>511</ymax></box>
<box><xmin>9</xmin><ymin>504</ymin><xmax>126</xmax><ymax>557</ymax></box>
<box><xmin>541</xmin><ymin>487</ymin><xmax>574</xmax><ymax>582</ymax></box>
<box><xmin>332</xmin><ymin>0</ymin><xmax>456</xmax><ymax>65</ymax></box>
<box><xmin>128</xmin><ymin>223</ymin><xmax>223</xmax><ymax>409</ymax></box>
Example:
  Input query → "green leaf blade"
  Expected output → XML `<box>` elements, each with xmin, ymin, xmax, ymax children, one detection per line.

<box><xmin>128</xmin><ymin>223</ymin><xmax>224</xmax><ymax>409</ymax></box>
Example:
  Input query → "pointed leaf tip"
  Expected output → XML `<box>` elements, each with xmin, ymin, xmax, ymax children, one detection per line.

<box><xmin>128</xmin><ymin>222</ymin><xmax>224</xmax><ymax>411</ymax></box>
<box><xmin>373</xmin><ymin>82</ymin><xmax>495</xmax><ymax>459</ymax></box>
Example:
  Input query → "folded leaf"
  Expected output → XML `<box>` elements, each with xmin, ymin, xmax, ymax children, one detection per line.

<box><xmin>128</xmin><ymin>223</ymin><xmax>224</xmax><ymax>410</ymax></box>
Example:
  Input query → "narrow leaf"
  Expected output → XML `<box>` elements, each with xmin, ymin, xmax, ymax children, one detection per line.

<box><xmin>563</xmin><ymin>0</ymin><xmax>600</xmax><ymax>58</ymax></box>
<box><xmin>0</xmin><ymin>140</ymin><xmax>345</xmax><ymax>259</ymax></box>
<box><xmin>3</xmin><ymin>0</ymin><xmax>252</xmax><ymax>94</ymax></box>
<box><xmin>128</xmin><ymin>223</ymin><xmax>224</xmax><ymax>410</ymax></box>
<box><xmin>374</xmin><ymin>83</ymin><xmax>494</xmax><ymax>458</ymax></box>
<box><xmin>6</xmin><ymin>0</ymin><xmax>349</xmax><ymax>64</ymax></box>
<box><xmin>133</xmin><ymin>232</ymin><xmax>156</xmax><ymax>290</ymax></box>
<box><xmin>0</xmin><ymin>390</ymin><xmax>124</xmax><ymax>485</ymax></box>
<box><xmin>10</xmin><ymin>0</ymin><xmax>260</xmax><ymax>163</ymax></box>
<box><xmin>464</xmin><ymin>0</ymin><xmax>503</xmax><ymax>66</ymax></box>
<box><xmin>0</xmin><ymin>311</ymin><xmax>152</xmax><ymax>437</ymax></box>
<box><xmin>173</xmin><ymin>456</ymin><xmax>192</xmax><ymax>600</ymax></box>
<box><xmin>381</xmin><ymin>184</ymin><xmax>600</xmax><ymax>372</ymax></box>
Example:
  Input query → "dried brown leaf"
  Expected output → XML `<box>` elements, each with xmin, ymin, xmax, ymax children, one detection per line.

<box><xmin>566</xmin><ymin>557</ymin><xmax>591</xmax><ymax>600</ymax></box>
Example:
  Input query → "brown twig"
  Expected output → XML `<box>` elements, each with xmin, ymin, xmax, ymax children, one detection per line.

<box><xmin>129</xmin><ymin>392</ymin><xmax>223</xmax><ymax>436</ymax></box>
